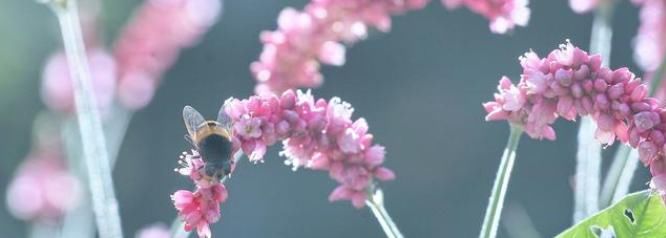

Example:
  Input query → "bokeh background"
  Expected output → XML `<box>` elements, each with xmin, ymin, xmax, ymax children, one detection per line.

<box><xmin>0</xmin><ymin>0</ymin><xmax>653</xmax><ymax>237</ymax></box>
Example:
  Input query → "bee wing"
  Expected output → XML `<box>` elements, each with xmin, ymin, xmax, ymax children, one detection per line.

<box><xmin>217</xmin><ymin>104</ymin><xmax>233</xmax><ymax>131</ymax></box>
<box><xmin>183</xmin><ymin>106</ymin><xmax>206</xmax><ymax>139</ymax></box>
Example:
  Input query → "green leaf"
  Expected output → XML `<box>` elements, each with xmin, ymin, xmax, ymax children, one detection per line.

<box><xmin>557</xmin><ymin>190</ymin><xmax>666</xmax><ymax>238</ymax></box>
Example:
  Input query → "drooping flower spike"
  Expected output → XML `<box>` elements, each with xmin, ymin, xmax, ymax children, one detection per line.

<box><xmin>253</xmin><ymin>0</ymin><xmax>531</xmax><ymax>95</ymax></box>
<box><xmin>172</xmin><ymin>90</ymin><xmax>395</xmax><ymax>237</ymax></box>
<box><xmin>224</xmin><ymin>90</ymin><xmax>395</xmax><ymax>207</ymax></box>
<box><xmin>172</xmin><ymin>151</ymin><xmax>229</xmax><ymax>238</ymax></box>
<box><xmin>483</xmin><ymin>41</ymin><xmax>666</xmax><ymax>200</ymax></box>
<box><xmin>251</xmin><ymin>0</ymin><xmax>428</xmax><ymax>95</ymax></box>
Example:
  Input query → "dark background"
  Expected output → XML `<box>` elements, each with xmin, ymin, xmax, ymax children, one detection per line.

<box><xmin>0</xmin><ymin>0</ymin><xmax>653</xmax><ymax>237</ymax></box>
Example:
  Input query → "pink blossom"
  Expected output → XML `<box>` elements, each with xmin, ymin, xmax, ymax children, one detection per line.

<box><xmin>114</xmin><ymin>0</ymin><xmax>221</xmax><ymax>109</ymax></box>
<box><xmin>633</xmin><ymin>0</ymin><xmax>666</xmax><ymax>73</ymax></box>
<box><xmin>171</xmin><ymin>184</ymin><xmax>228</xmax><ymax>238</ymax></box>
<box><xmin>223</xmin><ymin>90</ymin><xmax>394</xmax><ymax>207</ymax></box>
<box><xmin>483</xmin><ymin>41</ymin><xmax>666</xmax><ymax>200</ymax></box>
<box><xmin>41</xmin><ymin>48</ymin><xmax>117</xmax><ymax>114</ymax></box>
<box><xmin>6</xmin><ymin>149</ymin><xmax>81</xmax><ymax>222</ymax></box>
<box><xmin>441</xmin><ymin>0</ymin><xmax>530</xmax><ymax>34</ymax></box>
<box><xmin>135</xmin><ymin>223</ymin><xmax>170</xmax><ymax>238</ymax></box>
<box><xmin>251</xmin><ymin>0</ymin><xmax>428</xmax><ymax>95</ymax></box>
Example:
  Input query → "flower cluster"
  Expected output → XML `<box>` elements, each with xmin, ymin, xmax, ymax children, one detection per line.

<box><xmin>251</xmin><ymin>0</ymin><xmax>428</xmax><ymax>95</ymax></box>
<box><xmin>441</xmin><ymin>0</ymin><xmax>530</xmax><ymax>34</ymax></box>
<box><xmin>41</xmin><ymin>0</ymin><xmax>221</xmax><ymax>114</ymax></box>
<box><xmin>483</xmin><ymin>42</ymin><xmax>666</xmax><ymax>198</ymax></box>
<box><xmin>6</xmin><ymin>149</ymin><xmax>81</xmax><ymax>223</ymax></box>
<box><xmin>114</xmin><ymin>0</ymin><xmax>221</xmax><ymax>109</ymax></box>
<box><xmin>224</xmin><ymin>90</ymin><xmax>395</xmax><ymax>208</ymax></box>
<box><xmin>632</xmin><ymin>0</ymin><xmax>666</xmax><ymax>73</ymax></box>
<box><xmin>171</xmin><ymin>151</ymin><xmax>229</xmax><ymax>238</ymax></box>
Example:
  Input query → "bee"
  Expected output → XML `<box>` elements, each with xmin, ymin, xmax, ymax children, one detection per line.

<box><xmin>182</xmin><ymin>105</ymin><xmax>234</xmax><ymax>180</ymax></box>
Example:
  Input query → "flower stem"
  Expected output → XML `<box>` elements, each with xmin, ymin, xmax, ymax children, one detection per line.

<box><xmin>479</xmin><ymin>125</ymin><xmax>522</xmax><ymax>238</ymax></box>
<box><xmin>573</xmin><ymin>1</ymin><xmax>614</xmax><ymax>223</ymax></box>
<box><xmin>366</xmin><ymin>188</ymin><xmax>404</xmax><ymax>238</ymax></box>
<box><xmin>45</xmin><ymin>0</ymin><xmax>123</xmax><ymax>237</ymax></box>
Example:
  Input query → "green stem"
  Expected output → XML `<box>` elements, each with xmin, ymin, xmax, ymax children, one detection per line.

<box><xmin>366</xmin><ymin>188</ymin><xmax>403</xmax><ymax>238</ymax></box>
<box><xmin>573</xmin><ymin>2</ymin><xmax>614</xmax><ymax>223</ymax></box>
<box><xmin>46</xmin><ymin>0</ymin><xmax>123</xmax><ymax>237</ymax></box>
<box><xmin>479</xmin><ymin>125</ymin><xmax>522</xmax><ymax>238</ymax></box>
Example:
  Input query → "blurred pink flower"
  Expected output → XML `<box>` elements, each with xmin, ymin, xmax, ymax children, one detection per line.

<box><xmin>633</xmin><ymin>0</ymin><xmax>666</xmax><ymax>72</ymax></box>
<box><xmin>568</xmin><ymin>0</ymin><xmax>601</xmax><ymax>13</ymax></box>
<box><xmin>41</xmin><ymin>48</ymin><xmax>117</xmax><ymax>114</ymax></box>
<box><xmin>483</xmin><ymin>42</ymin><xmax>666</xmax><ymax>200</ymax></box>
<box><xmin>224</xmin><ymin>90</ymin><xmax>394</xmax><ymax>208</ymax></box>
<box><xmin>135</xmin><ymin>223</ymin><xmax>170</xmax><ymax>238</ymax></box>
<box><xmin>6</xmin><ymin>149</ymin><xmax>81</xmax><ymax>222</ymax></box>
<box><xmin>114</xmin><ymin>0</ymin><xmax>221</xmax><ymax>109</ymax></box>
<box><xmin>251</xmin><ymin>0</ymin><xmax>428</xmax><ymax>95</ymax></box>
<box><xmin>441</xmin><ymin>0</ymin><xmax>530</xmax><ymax>34</ymax></box>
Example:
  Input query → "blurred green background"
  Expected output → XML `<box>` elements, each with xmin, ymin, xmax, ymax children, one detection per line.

<box><xmin>0</xmin><ymin>0</ymin><xmax>653</xmax><ymax>237</ymax></box>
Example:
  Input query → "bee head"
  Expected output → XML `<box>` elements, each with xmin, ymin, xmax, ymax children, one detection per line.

<box><xmin>204</xmin><ymin>164</ymin><xmax>225</xmax><ymax>181</ymax></box>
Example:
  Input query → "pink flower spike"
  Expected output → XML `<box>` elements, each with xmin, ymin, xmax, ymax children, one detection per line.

<box><xmin>251</xmin><ymin>0</ymin><xmax>428</xmax><ymax>94</ymax></box>
<box><xmin>220</xmin><ymin>90</ymin><xmax>394</xmax><ymax>208</ymax></box>
<box><xmin>483</xmin><ymin>41</ymin><xmax>666</xmax><ymax>201</ymax></box>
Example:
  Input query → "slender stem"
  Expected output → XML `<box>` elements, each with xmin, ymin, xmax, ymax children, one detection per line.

<box><xmin>479</xmin><ymin>125</ymin><xmax>522</xmax><ymax>238</ymax></box>
<box><xmin>573</xmin><ymin>2</ymin><xmax>614</xmax><ymax>223</ymax></box>
<box><xmin>46</xmin><ymin>0</ymin><xmax>123</xmax><ymax>237</ymax></box>
<box><xmin>366</xmin><ymin>188</ymin><xmax>403</xmax><ymax>238</ymax></box>
<box><xmin>599</xmin><ymin>145</ymin><xmax>631</xmax><ymax>207</ymax></box>
<box><xmin>611</xmin><ymin>149</ymin><xmax>640</xmax><ymax>203</ymax></box>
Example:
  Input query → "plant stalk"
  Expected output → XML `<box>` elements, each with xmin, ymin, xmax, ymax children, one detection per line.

<box><xmin>479</xmin><ymin>125</ymin><xmax>522</xmax><ymax>238</ymax></box>
<box><xmin>366</xmin><ymin>188</ymin><xmax>404</xmax><ymax>238</ymax></box>
<box><xmin>47</xmin><ymin>0</ymin><xmax>123</xmax><ymax>236</ymax></box>
<box><xmin>573</xmin><ymin>2</ymin><xmax>614</xmax><ymax>223</ymax></box>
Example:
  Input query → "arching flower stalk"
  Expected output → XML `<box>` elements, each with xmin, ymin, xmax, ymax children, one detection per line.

<box><xmin>482</xmin><ymin>41</ymin><xmax>666</xmax><ymax>237</ymax></box>
<box><xmin>251</xmin><ymin>0</ymin><xmax>428</xmax><ymax>95</ymax></box>
<box><xmin>252</xmin><ymin>0</ymin><xmax>531</xmax><ymax>95</ymax></box>
<box><xmin>172</xmin><ymin>90</ymin><xmax>400</xmax><ymax>237</ymax></box>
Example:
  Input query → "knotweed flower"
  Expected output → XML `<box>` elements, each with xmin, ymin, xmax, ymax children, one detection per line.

<box><xmin>41</xmin><ymin>48</ymin><xmax>117</xmax><ymax>114</ymax></box>
<box><xmin>251</xmin><ymin>0</ymin><xmax>428</xmax><ymax>95</ymax></box>
<box><xmin>441</xmin><ymin>0</ymin><xmax>530</xmax><ymax>34</ymax></box>
<box><xmin>114</xmin><ymin>0</ymin><xmax>221</xmax><ymax>109</ymax></box>
<box><xmin>633</xmin><ymin>0</ymin><xmax>666</xmax><ymax>73</ymax></box>
<box><xmin>224</xmin><ymin>90</ymin><xmax>395</xmax><ymax>208</ymax></box>
<box><xmin>172</xmin><ymin>150</ymin><xmax>229</xmax><ymax>238</ymax></box>
<box><xmin>6</xmin><ymin>149</ymin><xmax>81</xmax><ymax>222</ymax></box>
<box><xmin>483</xmin><ymin>41</ymin><xmax>666</xmax><ymax>201</ymax></box>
